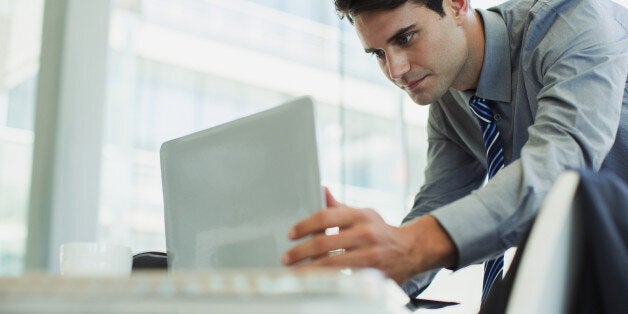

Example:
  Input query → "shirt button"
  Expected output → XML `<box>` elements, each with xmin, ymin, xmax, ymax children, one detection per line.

<box><xmin>494</xmin><ymin>114</ymin><xmax>502</xmax><ymax>121</ymax></box>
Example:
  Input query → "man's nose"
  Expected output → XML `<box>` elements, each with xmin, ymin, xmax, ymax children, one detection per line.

<box><xmin>386</xmin><ymin>50</ymin><xmax>410</xmax><ymax>81</ymax></box>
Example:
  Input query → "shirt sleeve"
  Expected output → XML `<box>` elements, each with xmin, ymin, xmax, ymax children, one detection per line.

<box><xmin>400</xmin><ymin>101</ymin><xmax>487</xmax><ymax>295</ymax></box>
<box><xmin>430</xmin><ymin>6</ymin><xmax>628</xmax><ymax>267</ymax></box>
<box><xmin>403</xmin><ymin>103</ymin><xmax>487</xmax><ymax>226</ymax></box>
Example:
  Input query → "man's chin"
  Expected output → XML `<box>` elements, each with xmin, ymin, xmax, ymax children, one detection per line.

<box><xmin>408</xmin><ymin>92</ymin><xmax>435</xmax><ymax>106</ymax></box>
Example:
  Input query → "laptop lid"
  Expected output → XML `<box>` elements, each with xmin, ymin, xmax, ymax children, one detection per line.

<box><xmin>160</xmin><ymin>96</ymin><xmax>323</xmax><ymax>269</ymax></box>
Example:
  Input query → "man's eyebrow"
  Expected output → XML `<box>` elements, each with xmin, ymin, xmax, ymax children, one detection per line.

<box><xmin>386</xmin><ymin>24</ymin><xmax>417</xmax><ymax>44</ymax></box>
<box><xmin>363</xmin><ymin>24</ymin><xmax>417</xmax><ymax>54</ymax></box>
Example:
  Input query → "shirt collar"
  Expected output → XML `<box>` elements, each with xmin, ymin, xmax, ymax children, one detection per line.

<box><xmin>474</xmin><ymin>9</ymin><xmax>511</xmax><ymax>103</ymax></box>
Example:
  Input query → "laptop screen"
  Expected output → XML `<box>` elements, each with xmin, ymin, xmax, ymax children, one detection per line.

<box><xmin>160</xmin><ymin>96</ymin><xmax>323</xmax><ymax>269</ymax></box>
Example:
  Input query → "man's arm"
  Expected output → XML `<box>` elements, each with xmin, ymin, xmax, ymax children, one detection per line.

<box><xmin>404</xmin><ymin>99</ymin><xmax>487</xmax><ymax>224</ymax></box>
<box><xmin>282</xmin><ymin>104</ymin><xmax>488</xmax><ymax>284</ymax></box>
<box><xmin>432</xmin><ymin>3</ymin><xmax>628</xmax><ymax>267</ymax></box>
<box><xmin>400</xmin><ymin>100</ymin><xmax>488</xmax><ymax>294</ymax></box>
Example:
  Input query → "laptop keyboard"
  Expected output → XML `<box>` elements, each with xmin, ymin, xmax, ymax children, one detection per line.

<box><xmin>0</xmin><ymin>268</ymin><xmax>410</xmax><ymax>313</ymax></box>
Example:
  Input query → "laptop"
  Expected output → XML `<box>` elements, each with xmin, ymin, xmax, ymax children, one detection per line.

<box><xmin>160</xmin><ymin>96</ymin><xmax>323</xmax><ymax>269</ymax></box>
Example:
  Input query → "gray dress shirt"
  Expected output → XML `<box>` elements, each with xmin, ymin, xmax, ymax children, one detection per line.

<box><xmin>403</xmin><ymin>0</ymin><xmax>628</xmax><ymax>272</ymax></box>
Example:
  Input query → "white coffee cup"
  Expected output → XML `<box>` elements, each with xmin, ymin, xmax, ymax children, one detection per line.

<box><xmin>59</xmin><ymin>242</ymin><xmax>132</xmax><ymax>277</ymax></box>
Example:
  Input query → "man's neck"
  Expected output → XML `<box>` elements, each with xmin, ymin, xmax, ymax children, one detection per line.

<box><xmin>451</xmin><ymin>9</ymin><xmax>485</xmax><ymax>91</ymax></box>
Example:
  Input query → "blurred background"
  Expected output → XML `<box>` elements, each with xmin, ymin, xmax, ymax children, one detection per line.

<box><xmin>0</xmin><ymin>0</ymin><xmax>512</xmax><ymax>311</ymax></box>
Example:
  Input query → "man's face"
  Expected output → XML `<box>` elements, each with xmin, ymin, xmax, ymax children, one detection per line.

<box><xmin>354</xmin><ymin>1</ymin><xmax>469</xmax><ymax>105</ymax></box>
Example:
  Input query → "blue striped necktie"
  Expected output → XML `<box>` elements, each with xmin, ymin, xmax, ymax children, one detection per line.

<box><xmin>468</xmin><ymin>96</ymin><xmax>505</xmax><ymax>303</ymax></box>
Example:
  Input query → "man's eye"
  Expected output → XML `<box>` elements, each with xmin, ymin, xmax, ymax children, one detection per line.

<box><xmin>372</xmin><ymin>50</ymin><xmax>385</xmax><ymax>59</ymax></box>
<box><xmin>397</xmin><ymin>33</ymin><xmax>414</xmax><ymax>45</ymax></box>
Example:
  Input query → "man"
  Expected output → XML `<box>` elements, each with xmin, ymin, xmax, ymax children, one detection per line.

<box><xmin>282</xmin><ymin>0</ymin><xmax>627</xmax><ymax>299</ymax></box>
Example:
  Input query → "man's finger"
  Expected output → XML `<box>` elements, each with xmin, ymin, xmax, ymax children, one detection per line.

<box><xmin>283</xmin><ymin>225</ymin><xmax>372</xmax><ymax>265</ymax></box>
<box><xmin>294</xmin><ymin>247</ymin><xmax>375</xmax><ymax>270</ymax></box>
<box><xmin>287</xmin><ymin>207</ymin><xmax>366</xmax><ymax>240</ymax></box>
<box><xmin>298</xmin><ymin>249</ymin><xmax>407</xmax><ymax>284</ymax></box>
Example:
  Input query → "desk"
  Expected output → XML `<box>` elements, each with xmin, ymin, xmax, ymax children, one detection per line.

<box><xmin>0</xmin><ymin>268</ymin><xmax>410</xmax><ymax>313</ymax></box>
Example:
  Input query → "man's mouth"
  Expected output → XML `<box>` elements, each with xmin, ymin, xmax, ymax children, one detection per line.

<box><xmin>402</xmin><ymin>75</ymin><xmax>428</xmax><ymax>91</ymax></box>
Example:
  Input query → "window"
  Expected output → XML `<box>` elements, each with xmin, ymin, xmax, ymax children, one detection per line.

<box><xmin>0</xmin><ymin>0</ymin><xmax>44</xmax><ymax>275</ymax></box>
<box><xmin>101</xmin><ymin>0</ymin><xmax>425</xmax><ymax>253</ymax></box>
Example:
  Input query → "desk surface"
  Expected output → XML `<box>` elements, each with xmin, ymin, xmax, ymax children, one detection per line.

<box><xmin>0</xmin><ymin>268</ymin><xmax>410</xmax><ymax>313</ymax></box>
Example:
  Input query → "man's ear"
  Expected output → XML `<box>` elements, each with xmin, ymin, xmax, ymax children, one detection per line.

<box><xmin>447</xmin><ymin>0</ymin><xmax>470</xmax><ymax>23</ymax></box>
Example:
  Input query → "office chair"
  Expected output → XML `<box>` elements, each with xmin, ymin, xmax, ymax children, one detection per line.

<box><xmin>506</xmin><ymin>171</ymin><xmax>582</xmax><ymax>313</ymax></box>
<box><xmin>482</xmin><ymin>169</ymin><xmax>627</xmax><ymax>313</ymax></box>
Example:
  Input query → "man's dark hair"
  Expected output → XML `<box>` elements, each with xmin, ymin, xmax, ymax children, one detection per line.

<box><xmin>334</xmin><ymin>0</ymin><xmax>445</xmax><ymax>23</ymax></box>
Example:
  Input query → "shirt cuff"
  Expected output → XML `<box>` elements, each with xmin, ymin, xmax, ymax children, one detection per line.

<box><xmin>430</xmin><ymin>193</ymin><xmax>502</xmax><ymax>268</ymax></box>
<box><xmin>400</xmin><ymin>269</ymin><xmax>439</xmax><ymax>297</ymax></box>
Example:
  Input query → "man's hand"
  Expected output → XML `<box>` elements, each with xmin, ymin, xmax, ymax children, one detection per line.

<box><xmin>281</xmin><ymin>188</ymin><xmax>457</xmax><ymax>284</ymax></box>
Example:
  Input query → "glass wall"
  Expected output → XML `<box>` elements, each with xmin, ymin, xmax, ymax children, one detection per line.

<box><xmin>0</xmin><ymin>0</ymin><xmax>44</xmax><ymax>275</ymax></box>
<box><xmin>100</xmin><ymin>0</ymin><xmax>428</xmax><ymax>252</ymax></box>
